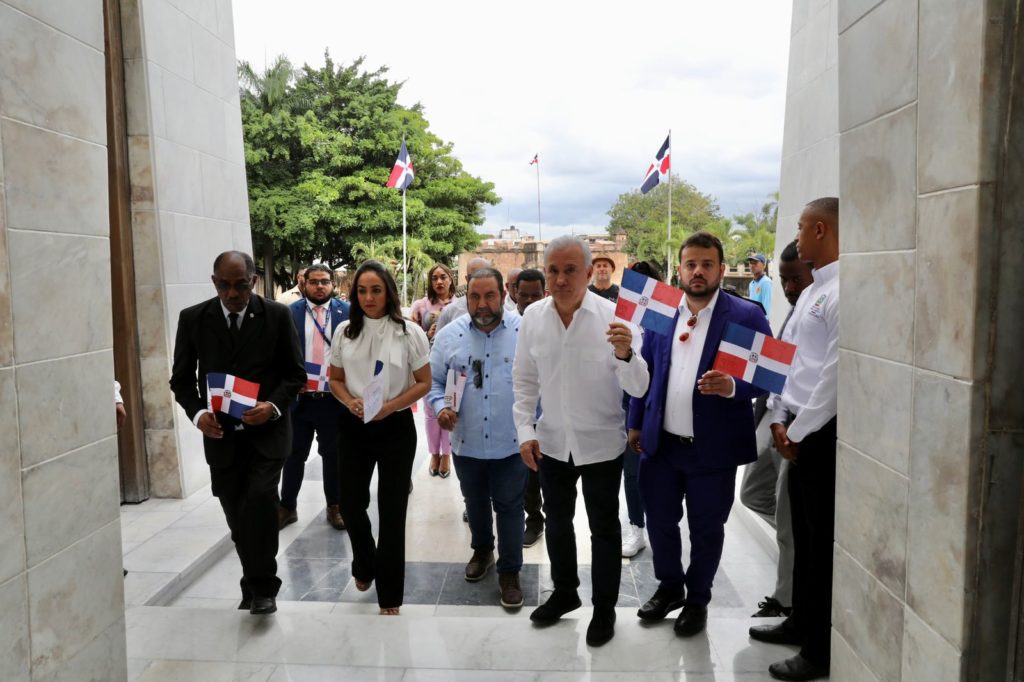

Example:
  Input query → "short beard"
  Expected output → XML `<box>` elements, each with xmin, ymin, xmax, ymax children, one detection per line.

<box><xmin>306</xmin><ymin>292</ymin><xmax>332</xmax><ymax>305</ymax></box>
<box><xmin>471</xmin><ymin>310</ymin><xmax>500</xmax><ymax>328</ymax></box>
<box><xmin>680</xmin><ymin>280</ymin><xmax>720</xmax><ymax>300</ymax></box>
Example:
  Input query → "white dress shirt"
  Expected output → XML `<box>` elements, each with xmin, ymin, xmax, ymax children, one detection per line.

<box><xmin>663</xmin><ymin>289</ymin><xmax>722</xmax><ymax>437</ymax></box>
<box><xmin>302</xmin><ymin>301</ymin><xmax>333</xmax><ymax>362</ymax></box>
<box><xmin>770</xmin><ymin>261</ymin><xmax>839</xmax><ymax>443</ymax></box>
<box><xmin>330</xmin><ymin>316</ymin><xmax>430</xmax><ymax>404</ymax></box>
<box><xmin>512</xmin><ymin>291</ymin><xmax>649</xmax><ymax>465</ymax></box>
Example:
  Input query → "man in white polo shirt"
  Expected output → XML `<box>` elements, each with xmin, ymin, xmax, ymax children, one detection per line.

<box><xmin>513</xmin><ymin>235</ymin><xmax>649</xmax><ymax>647</ymax></box>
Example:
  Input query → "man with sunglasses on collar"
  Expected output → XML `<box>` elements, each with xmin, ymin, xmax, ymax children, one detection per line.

<box><xmin>428</xmin><ymin>267</ymin><xmax>528</xmax><ymax>609</ymax></box>
<box><xmin>627</xmin><ymin>231</ymin><xmax>772</xmax><ymax>637</ymax></box>
<box><xmin>278</xmin><ymin>264</ymin><xmax>350</xmax><ymax>531</ymax></box>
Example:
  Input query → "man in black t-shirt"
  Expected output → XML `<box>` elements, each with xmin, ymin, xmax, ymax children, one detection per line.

<box><xmin>588</xmin><ymin>256</ymin><xmax>619</xmax><ymax>301</ymax></box>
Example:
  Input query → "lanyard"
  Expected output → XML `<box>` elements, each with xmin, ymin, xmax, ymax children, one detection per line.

<box><xmin>305</xmin><ymin>304</ymin><xmax>332</xmax><ymax>347</ymax></box>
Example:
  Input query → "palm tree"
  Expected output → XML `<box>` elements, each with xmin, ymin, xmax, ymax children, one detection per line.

<box><xmin>238</xmin><ymin>55</ymin><xmax>295</xmax><ymax>113</ymax></box>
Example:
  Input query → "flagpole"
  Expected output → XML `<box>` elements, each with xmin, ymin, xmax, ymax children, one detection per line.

<box><xmin>666</xmin><ymin>129</ymin><xmax>673</xmax><ymax>282</ymax></box>
<box><xmin>402</xmin><ymin>187</ymin><xmax>408</xmax><ymax>308</ymax></box>
<box><xmin>535</xmin><ymin>155</ymin><xmax>542</xmax><ymax>242</ymax></box>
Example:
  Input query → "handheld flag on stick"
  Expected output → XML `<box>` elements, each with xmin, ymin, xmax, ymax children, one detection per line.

<box><xmin>641</xmin><ymin>135</ymin><xmax>670</xmax><ymax>194</ymax></box>
<box><xmin>206</xmin><ymin>373</ymin><xmax>260</xmax><ymax>420</ymax></box>
<box><xmin>712</xmin><ymin>322</ymin><xmax>797</xmax><ymax>394</ymax></box>
<box><xmin>614</xmin><ymin>268</ymin><xmax>684</xmax><ymax>336</ymax></box>
<box><xmin>386</xmin><ymin>141</ymin><xmax>415</xmax><ymax>190</ymax></box>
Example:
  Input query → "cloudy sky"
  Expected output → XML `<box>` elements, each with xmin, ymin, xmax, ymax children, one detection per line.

<box><xmin>233</xmin><ymin>1</ymin><xmax>792</xmax><ymax>239</ymax></box>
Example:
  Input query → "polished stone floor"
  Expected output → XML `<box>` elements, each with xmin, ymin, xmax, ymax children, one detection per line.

<box><xmin>126</xmin><ymin>407</ymin><xmax>809</xmax><ymax>680</ymax></box>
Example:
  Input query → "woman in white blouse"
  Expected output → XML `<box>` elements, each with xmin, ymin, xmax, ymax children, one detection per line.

<box><xmin>329</xmin><ymin>260</ymin><xmax>431</xmax><ymax>615</ymax></box>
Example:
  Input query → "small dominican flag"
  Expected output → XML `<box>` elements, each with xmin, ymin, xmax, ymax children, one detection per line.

<box><xmin>712</xmin><ymin>323</ymin><xmax>797</xmax><ymax>394</ymax></box>
<box><xmin>385</xmin><ymin>140</ymin><xmax>415</xmax><ymax>190</ymax></box>
<box><xmin>614</xmin><ymin>268</ymin><xmax>684</xmax><ymax>336</ymax></box>
<box><xmin>529</xmin><ymin>153</ymin><xmax>539</xmax><ymax>165</ymax></box>
<box><xmin>206</xmin><ymin>373</ymin><xmax>260</xmax><ymax>420</ymax></box>
<box><xmin>641</xmin><ymin>135</ymin><xmax>670</xmax><ymax>194</ymax></box>
<box><xmin>305</xmin><ymin>362</ymin><xmax>328</xmax><ymax>392</ymax></box>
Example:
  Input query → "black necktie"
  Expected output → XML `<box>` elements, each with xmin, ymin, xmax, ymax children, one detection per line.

<box><xmin>228</xmin><ymin>312</ymin><xmax>240</xmax><ymax>344</ymax></box>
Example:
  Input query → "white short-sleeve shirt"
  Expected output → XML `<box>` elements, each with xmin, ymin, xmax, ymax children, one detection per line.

<box><xmin>330</xmin><ymin>316</ymin><xmax>430</xmax><ymax>404</ymax></box>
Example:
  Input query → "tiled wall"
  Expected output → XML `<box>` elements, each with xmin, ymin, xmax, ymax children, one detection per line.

<box><xmin>775</xmin><ymin>0</ymin><xmax>1021</xmax><ymax>678</ymax></box>
<box><xmin>0</xmin><ymin>1</ymin><xmax>127</xmax><ymax>679</ymax></box>
<box><xmin>121</xmin><ymin>0</ymin><xmax>253</xmax><ymax>497</ymax></box>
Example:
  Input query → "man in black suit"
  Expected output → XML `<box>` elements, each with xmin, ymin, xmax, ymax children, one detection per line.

<box><xmin>170</xmin><ymin>251</ymin><xmax>305</xmax><ymax>615</ymax></box>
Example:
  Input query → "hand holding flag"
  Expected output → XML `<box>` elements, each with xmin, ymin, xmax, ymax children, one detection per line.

<box><xmin>712</xmin><ymin>322</ymin><xmax>797</xmax><ymax>394</ymax></box>
<box><xmin>614</xmin><ymin>268</ymin><xmax>684</xmax><ymax>336</ymax></box>
<box><xmin>206</xmin><ymin>372</ymin><xmax>261</xmax><ymax>420</ymax></box>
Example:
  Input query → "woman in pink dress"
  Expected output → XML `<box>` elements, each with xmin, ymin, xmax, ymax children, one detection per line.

<box><xmin>410</xmin><ymin>263</ymin><xmax>456</xmax><ymax>477</ymax></box>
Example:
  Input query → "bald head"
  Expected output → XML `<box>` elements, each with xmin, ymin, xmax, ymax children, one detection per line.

<box><xmin>506</xmin><ymin>267</ymin><xmax>523</xmax><ymax>303</ymax></box>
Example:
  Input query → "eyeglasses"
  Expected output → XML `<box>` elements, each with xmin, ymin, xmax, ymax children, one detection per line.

<box><xmin>471</xmin><ymin>359</ymin><xmax>483</xmax><ymax>389</ymax></box>
<box><xmin>305</xmin><ymin>278</ymin><xmax>332</xmax><ymax>287</ymax></box>
<box><xmin>678</xmin><ymin>314</ymin><xmax>698</xmax><ymax>343</ymax></box>
<box><xmin>213</xmin><ymin>280</ymin><xmax>252</xmax><ymax>292</ymax></box>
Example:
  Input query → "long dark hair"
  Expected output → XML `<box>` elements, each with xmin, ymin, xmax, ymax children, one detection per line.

<box><xmin>345</xmin><ymin>260</ymin><xmax>407</xmax><ymax>339</ymax></box>
<box><xmin>425</xmin><ymin>263</ymin><xmax>456</xmax><ymax>304</ymax></box>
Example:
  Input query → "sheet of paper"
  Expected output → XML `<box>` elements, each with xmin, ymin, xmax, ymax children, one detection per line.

<box><xmin>362</xmin><ymin>360</ymin><xmax>385</xmax><ymax>423</ymax></box>
<box><xmin>444</xmin><ymin>369</ymin><xmax>468</xmax><ymax>413</ymax></box>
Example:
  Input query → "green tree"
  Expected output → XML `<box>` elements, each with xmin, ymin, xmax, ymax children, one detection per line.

<box><xmin>606</xmin><ymin>175</ymin><xmax>724</xmax><ymax>265</ymax></box>
<box><xmin>241</xmin><ymin>52</ymin><xmax>499</xmax><ymax>290</ymax></box>
<box><xmin>733</xmin><ymin>191</ymin><xmax>778</xmax><ymax>262</ymax></box>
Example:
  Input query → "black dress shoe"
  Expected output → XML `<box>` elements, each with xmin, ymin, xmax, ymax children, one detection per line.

<box><xmin>768</xmin><ymin>654</ymin><xmax>829</xmax><ymax>681</ymax></box>
<box><xmin>249</xmin><ymin>596</ymin><xmax>277</xmax><ymax>615</ymax></box>
<box><xmin>673</xmin><ymin>604</ymin><xmax>707</xmax><ymax>637</ymax></box>
<box><xmin>586</xmin><ymin>607</ymin><xmax>616</xmax><ymax>646</ymax></box>
<box><xmin>529</xmin><ymin>591</ymin><xmax>582</xmax><ymax>624</ymax></box>
<box><xmin>752</xmin><ymin>596</ymin><xmax>792</xmax><ymax>617</ymax></box>
<box><xmin>637</xmin><ymin>589</ymin><xmax>686</xmax><ymax>621</ymax></box>
<box><xmin>749</xmin><ymin>622</ymin><xmax>801</xmax><ymax>645</ymax></box>
<box><xmin>238</xmin><ymin>598</ymin><xmax>251</xmax><ymax>611</ymax></box>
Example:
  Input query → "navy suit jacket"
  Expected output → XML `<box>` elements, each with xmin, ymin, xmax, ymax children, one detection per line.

<box><xmin>288</xmin><ymin>297</ymin><xmax>350</xmax><ymax>352</ymax></box>
<box><xmin>627</xmin><ymin>291</ymin><xmax>772</xmax><ymax>471</ymax></box>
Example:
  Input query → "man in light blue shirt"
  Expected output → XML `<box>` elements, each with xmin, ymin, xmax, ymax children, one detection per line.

<box><xmin>429</xmin><ymin>267</ymin><xmax>527</xmax><ymax>609</ymax></box>
<box><xmin>747</xmin><ymin>253</ymin><xmax>773</xmax><ymax>315</ymax></box>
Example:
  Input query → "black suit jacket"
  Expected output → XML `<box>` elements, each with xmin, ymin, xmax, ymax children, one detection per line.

<box><xmin>169</xmin><ymin>295</ymin><xmax>306</xmax><ymax>468</ymax></box>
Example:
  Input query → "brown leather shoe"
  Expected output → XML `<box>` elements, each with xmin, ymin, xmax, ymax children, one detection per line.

<box><xmin>277</xmin><ymin>505</ymin><xmax>297</xmax><ymax>530</ymax></box>
<box><xmin>326</xmin><ymin>505</ymin><xmax>346</xmax><ymax>530</ymax></box>
<box><xmin>465</xmin><ymin>549</ymin><xmax>495</xmax><ymax>582</ymax></box>
<box><xmin>498</xmin><ymin>572</ymin><xmax>524</xmax><ymax>608</ymax></box>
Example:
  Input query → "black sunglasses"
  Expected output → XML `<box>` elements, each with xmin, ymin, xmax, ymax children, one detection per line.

<box><xmin>471</xmin><ymin>359</ymin><xmax>483</xmax><ymax>389</ymax></box>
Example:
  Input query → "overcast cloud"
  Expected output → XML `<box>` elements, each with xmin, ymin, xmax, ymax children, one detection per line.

<box><xmin>233</xmin><ymin>1</ymin><xmax>792</xmax><ymax>239</ymax></box>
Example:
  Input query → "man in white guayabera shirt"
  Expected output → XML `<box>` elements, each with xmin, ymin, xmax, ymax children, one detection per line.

<box><xmin>753</xmin><ymin>197</ymin><xmax>840</xmax><ymax>682</ymax></box>
<box><xmin>512</xmin><ymin>235</ymin><xmax>649</xmax><ymax>648</ymax></box>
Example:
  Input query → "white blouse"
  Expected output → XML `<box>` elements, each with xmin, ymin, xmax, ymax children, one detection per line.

<box><xmin>330</xmin><ymin>316</ymin><xmax>430</xmax><ymax>404</ymax></box>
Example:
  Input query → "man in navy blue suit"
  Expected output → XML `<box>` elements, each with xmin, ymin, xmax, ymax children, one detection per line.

<box><xmin>278</xmin><ymin>264</ymin><xmax>350</xmax><ymax>530</ymax></box>
<box><xmin>628</xmin><ymin>231</ymin><xmax>772</xmax><ymax>637</ymax></box>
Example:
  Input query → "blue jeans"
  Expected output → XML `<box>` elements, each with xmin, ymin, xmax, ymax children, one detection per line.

<box><xmin>453</xmin><ymin>452</ymin><xmax>528</xmax><ymax>574</ymax></box>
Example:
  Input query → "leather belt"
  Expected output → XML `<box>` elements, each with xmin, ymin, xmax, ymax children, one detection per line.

<box><xmin>663</xmin><ymin>430</ymin><xmax>695</xmax><ymax>446</ymax></box>
<box><xmin>300</xmin><ymin>391</ymin><xmax>333</xmax><ymax>400</ymax></box>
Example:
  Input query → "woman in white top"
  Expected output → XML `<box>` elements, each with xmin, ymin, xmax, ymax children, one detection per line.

<box><xmin>329</xmin><ymin>260</ymin><xmax>431</xmax><ymax>615</ymax></box>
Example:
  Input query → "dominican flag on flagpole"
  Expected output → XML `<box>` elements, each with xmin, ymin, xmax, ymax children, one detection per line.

<box><xmin>305</xmin><ymin>362</ymin><xmax>329</xmax><ymax>392</ymax></box>
<box><xmin>206</xmin><ymin>373</ymin><xmax>260</xmax><ymax>420</ymax></box>
<box><xmin>640</xmin><ymin>135</ymin><xmax>670</xmax><ymax>194</ymax></box>
<box><xmin>614</xmin><ymin>268</ymin><xmax>684</xmax><ymax>336</ymax></box>
<box><xmin>385</xmin><ymin>140</ymin><xmax>415</xmax><ymax>190</ymax></box>
<box><xmin>712</xmin><ymin>323</ymin><xmax>797</xmax><ymax>394</ymax></box>
<box><xmin>529</xmin><ymin>153</ymin><xmax>538</xmax><ymax>165</ymax></box>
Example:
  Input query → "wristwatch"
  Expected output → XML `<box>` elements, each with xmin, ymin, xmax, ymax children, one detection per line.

<box><xmin>616</xmin><ymin>349</ymin><xmax>633</xmax><ymax>362</ymax></box>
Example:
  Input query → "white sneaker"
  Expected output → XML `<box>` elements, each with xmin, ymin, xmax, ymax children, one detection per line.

<box><xmin>621</xmin><ymin>523</ymin><xmax>646</xmax><ymax>558</ymax></box>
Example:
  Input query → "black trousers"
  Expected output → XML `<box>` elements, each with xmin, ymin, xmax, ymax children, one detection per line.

<box><xmin>280</xmin><ymin>395</ymin><xmax>342</xmax><ymax>509</ymax></box>
<box><xmin>539</xmin><ymin>453</ymin><xmax>623</xmax><ymax>609</ymax></box>
<box><xmin>338</xmin><ymin>408</ymin><xmax>416</xmax><ymax>609</ymax></box>
<box><xmin>787</xmin><ymin>417</ymin><xmax>838</xmax><ymax>668</ymax></box>
<box><xmin>524</xmin><ymin>468</ymin><xmax>544</xmax><ymax>532</ymax></box>
<box><xmin>209</xmin><ymin>431</ymin><xmax>285</xmax><ymax>599</ymax></box>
